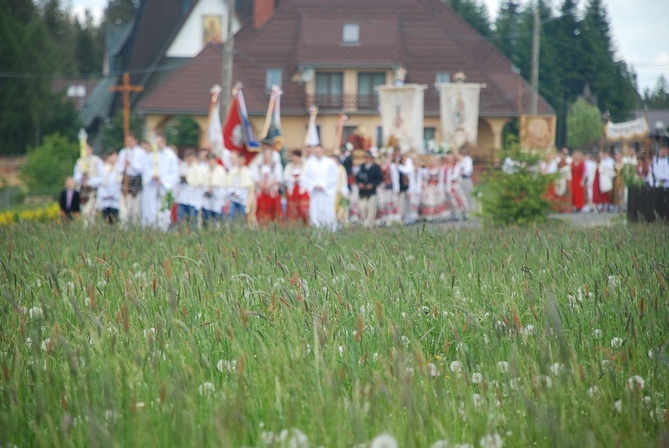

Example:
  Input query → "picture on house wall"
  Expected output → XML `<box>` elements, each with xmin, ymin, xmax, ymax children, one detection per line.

<box><xmin>203</xmin><ymin>15</ymin><xmax>223</xmax><ymax>45</ymax></box>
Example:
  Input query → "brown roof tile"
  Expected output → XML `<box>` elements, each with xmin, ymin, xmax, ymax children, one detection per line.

<box><xmin>139</xmin><ymin>0</ymin><xmax>553</xmax><ymax>116</ymax></box>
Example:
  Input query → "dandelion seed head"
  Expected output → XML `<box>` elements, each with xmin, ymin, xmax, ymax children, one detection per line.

<box><xmin>427</xmin><ymin>363</ymin><xmax>438</xmax><ymax>378</ymax></box>
<box><xmin>29</xmin><ymin>306</ymin><xmax>43</xmax><ymax>319</ymax></box>
<box><xmin>370</xmin><ymin>433</ymin><xmax>398</xmax><ymax>448</ymax></box>
<box><xmin>592</xmin><ymin>329</ymin><xmax>602</xmax><ymax>339</ymax></box>
<box><xmin>497</xmin><ymin>361</ymin><xmax>509</xmax><ymax>373</ymax></box>
<box><xmin>614</xmin><ymin>400</ymin><xmax>622</xmax><ymax>413</ymax></box>
<box><xmin>610</xmin><ymin>337</ymin><xmax>623</xmax><ymax>349</ymax></box>
<box><xmin>198</xmin><ymin>382</ymin><xmax>215</xmax><ymax>397</ymax></box>
<box><xmin>480</xmin><ymin>433</ymin><xmax>503</xmax><ymax>448</ymax></box>
<box><xmin>472</xmin><ymin>372</ymin><xmax>483</xmax><ymax>384</ymax></box>
<box><xmin>450</xmin><ymin>361</ymin><xmax>462</xmax><ymax>373</ymax></box>
<box><xmin>627</xmin><ymin>375</ymin><xmax>645</xmax><ymax>390</ymax></box>
<box><xmin>431</xmin><ymin>440</ymin><xmax>449</xmax><ymax>448</ymax></box>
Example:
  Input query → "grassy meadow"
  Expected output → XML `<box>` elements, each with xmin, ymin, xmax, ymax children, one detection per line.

<box><xmin>1</xmin><ymin>223</ymin><xmax>668</xmax><ymax>447</ymax></box>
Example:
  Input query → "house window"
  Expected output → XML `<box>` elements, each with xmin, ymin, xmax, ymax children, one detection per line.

<box><xmin>357</xmin><ymin>72</ymin><xmax>385</xmax><ymax>109</ymax></box>
<box><xmin>67</xmin><ymin>85</ymin><xmax>86</xmax><ymax>97</ymax></box>
<box><xmin>376</xmin><ymin>126</ymin><xmax>383</xmax><ymax>147</ymax></box>
<box><xmin>343</xmin><ymin>24</ymin><xmax>359</xmax><ymax>44</ymax></box>
<box><xmin>265</xmin><ymin>68</ymin><xmax>282</xmax><ymax>91</ymax></box>
<box><xmin>315</xmin><ymin>72</ymin><xmax>343</xmax><ymax>108</ymax></box>
<box><xmin>424</xmin><ymin>127</ymin><xmax>436</xmax><ymax>147</ymax></box>
<box><xmin>435</xmin><ymin>72</ymin><xmax>450</xmax><ymax>84</ymax></box>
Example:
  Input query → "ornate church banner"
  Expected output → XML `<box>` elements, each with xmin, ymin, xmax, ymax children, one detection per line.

<box><xmin>377</xmin><ymin>84</ymin><xmax>426</xmax><ymax>152</ymax></box>
<box><xmin>436</xmin><ymin>82</ymin><xmax>483</xmax><ymax>149</ymax></box>
<box><xmin>605</xmin><ymin>117</ymin><xmax>649</xmax><ymax>142</ymax></box>
<box><xmin>520</xmin><ymin>115</ymin><xmax>556</xmax><ymax>151</ymax></box>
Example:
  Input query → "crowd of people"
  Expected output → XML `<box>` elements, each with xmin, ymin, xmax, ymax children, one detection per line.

<box><xmin>59</xmin><ymin>133</ymin><xmax>479</xmax><ymax>230</ymax></box>
<box><xmin>537</xmin><ymin>145</ymin><xmax>669</xmax><ymax>213</ymax></box>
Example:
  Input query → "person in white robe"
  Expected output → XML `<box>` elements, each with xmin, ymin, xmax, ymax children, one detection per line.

<box><xmin>97</xmin><ymin>151</ymin><xmax>121</xmax><ymax>224</ymax></box>
<box><xmin>175</xmin><ymin>149</ymin><xmax>205</xmax><ymax>228</ymax></box>
<box><xmin>302</xmin><ymin>145</ymin><xmax>339</xmax><ymax>231</ymax></box>
<box><xmin>73</xmin><ymin>141</ymin><xmax>105</xmax><ymax>227</ymax></box>
<box><xmin>141</xmin><ymin>134</ymin><xmax>180</xmax><ymax>230</ymax></box>
<box><xmin>201</xmin><ymin>153</ymin><xmax>227</xmax><ymax>225</ymax></box>
<box><xmin>116</xmin><ymin>133</ymin><xmax>146</xmax><ymax>227</ymax></box>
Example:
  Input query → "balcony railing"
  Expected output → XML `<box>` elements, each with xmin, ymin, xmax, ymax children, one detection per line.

<box><xmin>306</xmin><ymin>93</ymin><xmax>379</xmax><ymax>111</ymax></box>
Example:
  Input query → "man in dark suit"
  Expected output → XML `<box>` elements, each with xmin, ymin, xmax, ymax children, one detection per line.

<box><xmin>59</xmin><ymin>177</ymin><xmax>81</xmax><ymax>221</ymax></box>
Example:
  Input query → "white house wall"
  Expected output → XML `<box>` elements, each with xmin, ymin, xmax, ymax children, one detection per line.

<box><xmin>166</xmin><ymin>0</ymin><xmax>241</xmax><ymax>58</ymax></box>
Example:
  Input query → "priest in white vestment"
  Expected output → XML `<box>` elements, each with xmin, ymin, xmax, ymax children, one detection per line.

<box><xmin>142</xmin><ymin>134</ymin><xmax>180</xmax><ymax>230</ymax></box>
<box><xmin>302</xmin><ymin>145</ymin><xmax>339</xmax><ymax>231</ymax></box>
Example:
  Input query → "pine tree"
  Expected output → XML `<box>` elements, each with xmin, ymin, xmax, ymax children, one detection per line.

<box><xmin>104</xmin><ymin>0</ymin><xmax>138</xmax><ymax>26</ymax></box>
<box><xmin>492</xmin><ymin>0</ymin><xmax>522</xmax><ymax>65</ymax></box>
<box><xmin>444</xmin><ymin>0</ymin><xmax>491</xmax><ymax>38</ymax></box>
<box><xmin>643</xmin><ymin>76</ymin><xmax>669</xmax><ymax>109</ymax></box>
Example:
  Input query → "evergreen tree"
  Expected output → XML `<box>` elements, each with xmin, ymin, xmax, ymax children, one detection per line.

<box><xmin>104</xmin><ymin>0</ymin><xmax>138</xmax><ymax>25</ymax></box>
<box><xmin>444</xmin><ymin>0</ymin><xmax>491</xmax><ymax>38</ymax></box>
<box><xmin>492</xmin><ymin>0</ymin><xmax>522</xmax><ymax>65</ymax></box>
<box><xmin>75</xmin><ymin>11</ymin><xmax>103</xmax><ymax>74</ymax></box>
<box><xmin>642</xmin><ymin>76</ymin><xmax>669</xmax><ymax>109</ymax></box>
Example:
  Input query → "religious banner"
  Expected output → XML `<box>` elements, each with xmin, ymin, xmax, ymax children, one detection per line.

<box><xmin>436</xmin><ymin>81</ymin><xmax>483</xmax><ymax>149</ymax></box>
<box><xmin>520</xmin><ymin>115</ymin><xmax>556</xmax><ymax>151</ymax></box>
<box><xmin>206</xmin><ymin>85</ymin><xmax>224</xmax><ymax>156</ymax></box>
<box><xmin>377</xmin><ymin>84</ymin><xmax>427</xmax><ymax>152</ymax></box>
<box><xmin>223</xmin><ymin>84</ymin><xmax>260</xmax><ymax>165</ymax></box>
<box><xmin>605</xmin><ymin>117</ymin><xmax>649</xmax><ymax>142</ymax></box>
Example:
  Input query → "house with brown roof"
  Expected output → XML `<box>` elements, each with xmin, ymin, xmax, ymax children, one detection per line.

<box><xmin>138</xmin><ymin>0</ymin><xmax>554</xmax><ymax>160</ymax></box>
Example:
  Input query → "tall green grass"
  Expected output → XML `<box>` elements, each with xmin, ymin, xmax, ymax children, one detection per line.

<box><xmin>1</xmin><ymin>223</ymin><xmax>667</xmax><ymax>447</ymax></box>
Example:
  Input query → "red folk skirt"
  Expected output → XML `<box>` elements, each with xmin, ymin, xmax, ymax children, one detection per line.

<box><xmin>256</xmin><ymin>191</ymin><xmax>282</xmax><ymax>223</ymax></box>
<box><xmin>286</xmin><ymin>186</ymin><xmax>310</xmax><ymax>225</ymax></box>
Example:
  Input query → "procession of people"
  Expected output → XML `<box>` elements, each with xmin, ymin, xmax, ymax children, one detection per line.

<box><xmin>539</xmin><ymin>144</ymin><xmax>669</xmax><ymax>214</ymax></box>
<box><xmin>62</xmin><ymin>128</ymin><xmax>488</xmax><ymax>230</ymax></box>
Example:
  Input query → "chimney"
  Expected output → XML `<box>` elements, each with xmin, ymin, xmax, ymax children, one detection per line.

<box><xmin>254</xmin><ymin>0</ymin><xmax>275</xmax><ymax>29</ymax></box>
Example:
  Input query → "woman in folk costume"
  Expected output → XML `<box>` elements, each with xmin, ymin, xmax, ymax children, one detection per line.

<box><xmin>444</xmin><ymin>152</ymin><xmax>469</xmax><ymax>221</ymax></box>
<box><xmin>254</xmin><ymin>146</ymin><xmax>283</xmax><ymax>223</ymax></box>
<box><xmin>552</xmin><ymin>150</ymin><xmax>573</xmax><ymax>213</ymax></box>
<box><xmin>283</xmin><ymin>149</ymin><xmax>310</xmax><ymax>225</ymax></box>
<box><xmin>419</xmin><ymin>155</ymin><xmax>447</xmax><ymax>221</ymax></box>
<box><xmin>375</xmin><ymin>150</ymin><xmax>401</xmax><ymax>226</ymax></box>
<box><xmin>570</xmin><ymin>150</ymin><xmax>586</xmax><ymax>211</ymax></box>
<box><xmin>611</xmin><ymin>152</ymin><xmax>626</xmax><ymax>211</ymax></box>
<box><xmin>332</xmin><ymin>154</ymin><xmax>350</xmax><ymax>225</ymax></box>
<box><xmin>201</xmin><ymin>152</ymin><xmax>227</xmax><ymax>225</ymax></box>
<box><xmin>592</xmin><ymin>152</ymin><xmax>614</xmax><ymax>212</ymax></box>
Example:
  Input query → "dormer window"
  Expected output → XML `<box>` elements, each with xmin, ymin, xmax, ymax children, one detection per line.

<box><xmin>343</xmin><ymin>23</ymin><xmax>359</xmax><ymax>44</ymax></box>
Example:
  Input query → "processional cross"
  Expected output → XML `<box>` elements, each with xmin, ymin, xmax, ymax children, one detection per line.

<box><xmin>109</xmin><ymin>72</ymin><xmax>144</xmax><ymax>142</ymax></box>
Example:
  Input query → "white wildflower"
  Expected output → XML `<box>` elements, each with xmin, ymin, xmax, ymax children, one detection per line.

<box><xmin>483</xmin><ymin>334</ymin><xmax>490</xmax><ymax>345</ymax></box>
<box><xmin>651</xmin><ymin>407</ymin><xmax>666</xmax><ymax>422</ymax></box>
<box><xmin>614</xmin><ymin>400</ymin><xmax>622</xmax><ymax>413</ymax></box>
<box><xmin>278</xmin><ymin>428</ymin><xmax>308</xmax><ymax>448</ymax></box>
<box><xmin>198</xmin><ymin>382</ymin><xmax>215</xmax><ymax>397</ymax></box>
<box><xmin>549</xmin><ymin>363</ymin><xmax>565</xmax><ymax>375</ymax></box>
<box><xmin>41</xmin><ymin>338</ymin><xmax>51</xmax><ymax>352</ymax></box>
<box><xmin>587</xmin><ymin>386</ymin><xmax>599</xmax><ymax>397</ymax></box>
<box><xmin>216</xmin><ymin>359</ymin><xmax>237</xmax><ymax>373</ymax></box>
<box><xmin>372</xmin><ymin>352</ymin><xmax>379</xmax><ymax>362</ymax></box>
<box><xmin>338</xmin><ymin>345</ymin><xmax>344</xmax><ymax>356</ymax></box>
<box><xmin>610</xmin><ymin>337</ymin><xmax>623</xmax><ymax>349</ymax></box>
<box><xmin>370</xmin><ymin>433</ymin><xmax>398</xmax><ymax>448</ymax></box>
<box><xmin>431</xmin><ymin>440</ymin><xmax>449</xmax><ymax>448</ymax></box>
<box><xmin>84</xmin><ymin>297</ymin><xmax>91</xmax><ymax>307</ymax></box>
<box><xmin>627</xmin><ymin>375</ymin><xmax>645</xmax><ymax>390</ymax></box>
<box><xmin>592</xmin><ymin>329</ymin><xmax>602</xmax><ymax>339</ymax></box>
<box><xmin>450</xmin><ymin>361</ymin><xmax>462</xmax><ymax>373</ymax></box>
<box><xmin>641</xmin><ymin>396</ymin><xmax>652</xmax><ymax>407</ymax></box>
<box><xmin>260</xmin><ymin>431</ymin><xmax>277</xmax><ymax>445</ymax></box>
<box><xmin>536</xmin><ymin>375</ymin><xmax>552</xmax><ymax>388</ymax></box>
<box><xmin>401</xmin><ymin>335</ymin><xmax>410</xmax><ymax>347</ymax></box>
<box><xmin>26</xmin><ymin>338</ymin><xmax>33</xmax><ymax>348</ymax></box>
<box><xmin>608</xmin><ymin>275</ymin><xmax>620</xmax><ymax>290</ymax></box>
<box><xmin>29</xmin><ymin>306</ymin><xmax>43</xmax><ymax>319</ymax></box>
<box><xmin>471</xmin><ymin>372</ymin><xmax>483</xmax><ymax>384</ymax></box>
<box><xmin>479</xmin><ymin>433</ymin><xmax>503</xmax><ymax>448</ymax></box>
<box><xmin>427</xmin><ymin>363</ymin><xmax>438</xmax><ymax>378</ymax></box>
<box><xmin>143</xmin><ymin>328</ymin><xmax>156</xmax><ymax>338</ymax></box>
<box><xmin>497</xmin><ymin>361</ymin><xmax>509</xmax><ymax>373</ymax></box>
<box><xmin>648</xmin><ymin>349</ymin><xmax>654</xmax><ymax>359</ymax></box>
<box><xmin>521</xmin><ymin>324</ymin><xmax>535</xmax><ymax>336</ymax></box>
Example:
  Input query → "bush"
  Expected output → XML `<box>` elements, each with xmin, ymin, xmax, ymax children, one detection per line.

<box><xmin>481</xmin><ymin>138</ymin><xmax>557</xmax><ymax>226</ymax></box>
<box><xmin>19</xmin><ymin>133</ymin><xmax>78</xmax><ymax>196</ymax></box>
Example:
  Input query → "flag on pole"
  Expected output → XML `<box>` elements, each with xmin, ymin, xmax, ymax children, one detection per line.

<box><xmin>223</xmin><ymin>84</ymin><xmax>259</xmax><ymax>165</ymax></box>
<box><xmin>305</xmin><ymin>105</ymin><xmax>320</xmax><ymax>147</ymax></box>
<box><xmin>207</xmin><ymin>84</ymin><xmax>224</xmax><ymax>156</ymax></box>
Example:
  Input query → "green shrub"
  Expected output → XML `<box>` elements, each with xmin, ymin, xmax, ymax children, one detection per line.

<box><xmin>19</xmin><ymin>133</ymin><xmax>78</xmax><ymax>196</ymax></box>
<box><xmin>481</xmin><ymin>139</ymin><xmax>557</xmax><ymax>226</ymax></box>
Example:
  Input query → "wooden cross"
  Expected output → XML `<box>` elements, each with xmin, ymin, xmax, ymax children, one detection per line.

<box><xmin>109</xmin><ymin>72</ymin><xmax>143</xmax><ymax>142</ymax></box>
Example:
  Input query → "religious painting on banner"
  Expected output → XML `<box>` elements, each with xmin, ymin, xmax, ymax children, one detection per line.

<box><xmin>223</xmin><ymin>88</ymin><xmax>260</xmax><ymax>165</ymax></box>
<box><xmin>436</xmin><ymin>81</ymin><xmax>483</xmax><ymax>150</ymax></box>
<box><xmin>203</xmin><ymin>15</ymin><xmax>223</xmax><ymax>45</ymax></box>
<box><xmin>520</xmin><ymin>115</ymin><xmax>556</xmax><ymax>151</ymax></box>
<box><xmin>377</xmin><ymin>84</ymin><xmax>426</xmax><ymax>153</ymax></box>
<box><xmin>605</xmin><ymin>117</ymin><xmax>649</xmax><ymax>142</ymax></box>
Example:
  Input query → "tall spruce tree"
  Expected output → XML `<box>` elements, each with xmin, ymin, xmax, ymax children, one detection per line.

<box><xmin>492</xmin><ymin>0</ymin><xmax>522</xmax><ymax>66</ymax></box>
<box><xmin>444</xmin><ymin>0</ymin><xmax>491</xmax><ymax>38</ymax></box>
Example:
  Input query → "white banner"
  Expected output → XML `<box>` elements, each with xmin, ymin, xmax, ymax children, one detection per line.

<box><xmin>377</xmin><ymin>84</ymin><xmax>426</xmax><ymax>152</ymax></box>
<box><xmin>605</xmin><ymin>117</ymin><xmax>649</xmax><ymax>142</ymax></box>
<box><xmin>436</xmin><ymin>82</ymin><xmax>483</xmax><ymax>148</ymax></box>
